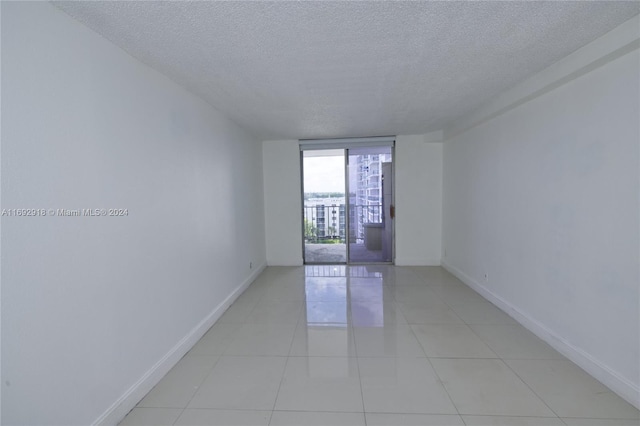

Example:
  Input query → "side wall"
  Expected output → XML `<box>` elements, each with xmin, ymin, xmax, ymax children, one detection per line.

<box><xmin>263</xmin><ymin>140</ymin><xmax>303</xmax><ymax>266</ymax></box>
<box><xmin>442</xmin><ymin>19</ymin><xmax>639</xmax><ymax>407</ymax></box>
<box><xmin>1</xmin><ymin>3</ymin><xmax>266</xmax><ymax>424</ymax></box>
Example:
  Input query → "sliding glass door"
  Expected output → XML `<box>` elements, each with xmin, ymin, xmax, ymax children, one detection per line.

<box><xmin>347</xmin><ymin>146</ymin><xmax>393</xmax><ymax>263</ymax></box>
<box><xmin>302</xmin><ymin>142</ymin><xmax>394</xmax><ymax>264</ymax></box>
<box><xmin>302</xmin><ymin>150</ymin><xmax>347</xmax><ymax>263</ymax></box>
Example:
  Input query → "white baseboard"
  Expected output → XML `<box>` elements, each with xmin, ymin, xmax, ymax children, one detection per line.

<box><xmin>442</xmin><ymin>260</ymin><xmax>640</xmax><ymax>410</ymax></box>
<box><xmin>93</xmin><ymin>263</ymin><xmax>267</xmax><ymax>426</ymax></box>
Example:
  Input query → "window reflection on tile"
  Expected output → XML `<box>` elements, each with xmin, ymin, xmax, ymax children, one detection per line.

<box><xmin>349</xmin><ymin>266</ymin><xmax>385</xmax><ymax>278</ymax></box>
<box><xmin>351</xmin><ymin>301</ymin><xmax>386</xmax><ymax>327</ymax></box>
<box><xmin>305</xmin><ymin>265</ymin><xmax>347</xmax><ymax>277</ymax></box>
<box><xmin>305</xmin><ymin>277</ymin><xmax>347</xmax><ymax>302</ymax></box>
<box><xmin>305</xmin><ymin>301</ymin><xmax>348</xmax><ymax>326</ymax></box>
<box><xmin>350</xmin><ymin>277</ymin><xmax>385</xmax><ymax>327</ymax></box>
<box><xmin>303</xmin><ymin>267</ymin><xmax>389</xmax><ymax>328</ymax></box>
<box><xmin>350</xmin><ymin>278</ymin><xmax>384</xmax><ymax>298</ymax></box>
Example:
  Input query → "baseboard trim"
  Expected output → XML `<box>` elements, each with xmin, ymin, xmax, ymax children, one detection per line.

<box><xmin>93</xmin><ymin>263</ymin><xmax>267</xmax><ymax>426</ymax></box>
<box><xmin>441</xmin><ymin>260</ymin><xmax>640</xmax><ymax>410</ymax></box>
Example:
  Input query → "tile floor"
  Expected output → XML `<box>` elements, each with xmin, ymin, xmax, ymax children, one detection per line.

<box><xmin>120</xmin><ymin>266</ymin><xmax>639</xmax><ymax>426</ymax></box>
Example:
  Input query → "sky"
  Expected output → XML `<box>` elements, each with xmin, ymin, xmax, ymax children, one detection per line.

<box><xmin>303</xmin><ymin>155</ymin><xmax>345</xmax><ymax>193</ymax></box>
<box><xmin>302</xmin><ymin>147</ymin><xmax>391</xmax><ymax>193</ymax></box>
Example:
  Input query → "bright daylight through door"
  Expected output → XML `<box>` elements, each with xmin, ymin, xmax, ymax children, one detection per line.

<box><xmin>302</xmin><ymin>146</ymin><xmax>393</xmax><ymax>264</ymax></box>
<box><xmin>302</xmin><ymin>149</ymin><xmax>347</xmax><ymax>263</ymax></box>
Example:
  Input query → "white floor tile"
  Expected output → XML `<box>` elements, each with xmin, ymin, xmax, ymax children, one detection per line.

<box><xmin>303</xmin><ymin>301</ymin><xmax>350</xmax><ymax>327</ymax></box>
<box><xmin>127</xmin><ymin>266</ymin><xmax>637</xmax><ymax>426</ymax></box>
<box><xmin>304</xmin><ymin>277</ymin><xmax>348</xmax><ymax>302</ymax></box>
<box><xmin>240</xmin><ymin>282</ymin><xmax>270</xmax><ymax>299</ymax></box>
<box><xmin>349</xmin><ymin>282</ymin><xmax>394</xmax><ymax>302</ymax></box>
<box><xmin>506</xmin><ymin>359</ymin><xmax>640</xmax><ymax>419</ymax></box>
<box><xmin>246</xmin><ymin>300</ymin><xmax>303</xmax><ymax>324</ymax></box>
<box><xmin>188</xmin><ymin>356</ymin><xmax>286</xmax><ymax>410</ymax></box>
<box><xmin>274</xmin><ymin>357</ymin><xmax>363</xmax><ymax>412</ymax></box>
<box><xmin>411</xmin><ymin>323</ymin><xmax>497</xmax><ymax>358</ymax></box>
<box><xmin>358</xmin><ymin>357</ymin><xmax>457</xmax><ymax>414</ymax></box>
<box><xmin>561</xmin><ymin>418</ymin><xmax>640</xmax><ymax>425</ymax></box>
<box><xmin>447</xmin><ymin>300</ymin><xmax>517</xmax><ymax>325</ymax></box>
<box><xmin>260</xmin><ymin>283</ymin><xmax>307</xmax><ymax>302</ymax></box>
<box><xmin>366</xmin><ymin>413</ymin><xmax>464</xmax><ymax>426</ymax></box>
<box><xmin>269</xmin><ymin>411</ymin><xmax>365</xmax><ymax>426</ymax></box>
<box><xmin>384</xmin><ymin>268</ymin><xmax>425</xmax><ymax>286</ymax></box>
<box><xmin>429</xmin><ymin>285</ymin><xmax>487</xmax><ymax>304</ymax></box>
<box><xmin>217</xmin><ymin>296</ymin><xmax>260</xmax><ymax>323</ymax></box>
<box><xmin>461</xmin><ymin>415</ymin><xmax>565</xmax><ymax>425</ymax></box>
<box><xmin>470</xmin><ymin>325</ymin><xmax>564</xmax><ymax>359</ymax></box>
<box><xmin>224</xmin><ymin>323</ymin><xmax>296</xmax><ymax>356</ymax></box>
<box><xmin>397</xmin><ymin>301</ymin><xmax>464</xmax><ymax>324</ymax></box>
<box><xmin>353</xmin><ymin>325</ymin><xmax>426</xmax><ymax>357</ymax></box>
<box><xmin>119</xmin><ymin>408</ymin><xmax>182</xmax><ymax>426</ymax></box>
<box><xmin>175</xmin><ymin>409</ymin><xmax>271</xmax><ymax>426</ymax></box>
<box><xmin>289</xmin><ymin>323</ymin><xmax>357</xmax><ymax>357</ymax></box>
<box><xmin>430</xmin><ymin>358</ymin><xmax>555</xmax><ymax>417</ymax></box>
<box><xmin>350</xmin><ymin>300</ymin><xmax>408</xmax><ymax>327</ymax></box>
<box><xmin>189</xmin><ymin>323</ymin><xmax>243</xmax><ymax>355</ymax></box>
<box><xmin>411</xmin><ymin>266</ymin><xmax>466</xmax><ymax>287</ymax></box>
<box><xmin>138</xmin><ymin>355</ymin><xmax>218</xmax><ymax>408</ymax></box>
<box><xmin>388</xmin><ymin>285</ymin><xmax>442</xmax><ymax>303</ymax></box>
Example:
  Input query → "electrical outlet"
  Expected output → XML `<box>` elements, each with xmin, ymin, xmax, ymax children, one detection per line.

<box><xmin>484</xmin><ymin>273</ymin><xmax>489</xmax><ymax>282</ymax></box>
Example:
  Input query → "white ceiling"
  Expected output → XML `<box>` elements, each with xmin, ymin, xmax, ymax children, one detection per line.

<box><xmin>54</xmin><ymin>1</ymin><xmax>639</xmax><ymax>140</ymax></box>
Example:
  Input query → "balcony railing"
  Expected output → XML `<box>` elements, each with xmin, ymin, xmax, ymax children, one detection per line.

<box><xmin>303</xmin><ymin>204</ymin><xmax>382</xmax><ymax>244</ymax></box>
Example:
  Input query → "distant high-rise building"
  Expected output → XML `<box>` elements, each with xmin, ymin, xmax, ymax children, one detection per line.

<box><xmin>352</xmin><ymin>153</ymin><xmax>392</xmax><ymax>241</ymax></box>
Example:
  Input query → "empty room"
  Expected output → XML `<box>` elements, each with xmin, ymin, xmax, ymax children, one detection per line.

<box><xmin>2</xmin><ymin>1</ymin><xmax>639</xmax><ymax>425</ymax></box>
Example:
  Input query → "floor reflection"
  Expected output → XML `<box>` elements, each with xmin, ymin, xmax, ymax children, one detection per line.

<box><xmin>304</xmin><ymin>277</ymin><xmax>347</xmax><ymax>302</ymax></box>
<box><xmin>305</xmin><ymin>301</ymin><xmax>348</xmax><ymax>326</ymax></box>
<box><xmin>303</xmin><ymin>265</ymin><xmax>387</xmax><ymax>331</ymax></box>
<box><xmin>303</xmin><ymin>275</ymin><xmax>352</xmax><ymax>362</ymax></box>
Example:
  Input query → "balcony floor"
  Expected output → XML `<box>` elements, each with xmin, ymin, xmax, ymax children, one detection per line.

<box><xmin>304</xmin><ymin>243</ymin><xmax>389</xmax><ymax>263</ymax></box>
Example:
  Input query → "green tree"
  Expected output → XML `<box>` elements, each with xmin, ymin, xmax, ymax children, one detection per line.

<box><xmin>304</xmin><ymin>218</ymin><xmax>317</xmax><ymax>242</ymax></box>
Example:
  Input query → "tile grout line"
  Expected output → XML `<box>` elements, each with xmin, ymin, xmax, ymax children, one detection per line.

<box><xmin>123</xmin><ymin>265</ymin><xmax>635</xmax><ymax>425</ymax></box>
<box><xmin>410</xmin><ymin>268</ymin><xmax>472</xmax><ymax>426</ymax></box>
<box><xmin>181</xmin><ymin>270</ymin><xmax>266</xmax><ymax>422</ymax></box>
<box><xmin>416</xmin><ymin>267</ymin><xmax>565</xmax><ymax>422</ymax></box>
<box><xmin>501</xmin><ymin>358</ymin><xmax>566</xmax><ymax>420</ymax></box>
<box><xmin>268</xmin><ymin>298</ymin><xmax>305</xmax><ymax>425</ymax></box>
<box><xmin>408</xmin><ymin>302</ymin><xmax>465</xmax><ymax>420</ymax></box>
<box><xmin>176</xmin><ymin>353</ymin><xmax>222</xmax><ymax>419</ymax></box>
<box><xmin>348</xmin><ymin>266</ymin><xmax>370</xmax><ymax>426</ymax></box>
<box><xmin>397</xmin><ymin>268</ymin><xmax>465</xmax><ymax>421</ymax></box>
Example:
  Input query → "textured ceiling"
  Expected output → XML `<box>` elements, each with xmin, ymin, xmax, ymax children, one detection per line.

<box><xmin>54</xmin><ymin>1</ymin><xmax>639</xmax><ymax>140</ymax></box>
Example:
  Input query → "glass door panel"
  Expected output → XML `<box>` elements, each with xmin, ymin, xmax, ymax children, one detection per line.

<box><xmin>302</xmin><ymin>149</ymin><xmax>347</xmax><ymax>263</ymax></box>
<box><xmin>347</xmin><ymin>147</ymin><xmax>393</xmax><ymax>263</ymax></box>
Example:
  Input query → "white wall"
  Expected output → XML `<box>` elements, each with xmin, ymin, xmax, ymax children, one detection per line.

<box><xmin>442</xmin><ymin>19</ymin><xmax>639</xmax><ymax>407</ymax></box>
<box><xmin>395</xmin><ymin>134</ymin><xmax>443</xmax><ymax>265</ymax></box>
<box><xmin>0</xmin><ymin>2</ymin><xmax>4</xmax><ymax>422</ymax></box>
<box><xmin>1</xmin><ymin>3</ymin><xmax>266</xmax><ymax>425</ymax></box>
<box><xmin>263</xmin><ymin>140</ymin><xmax>303</xmax><ymax>265</ymax></box>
